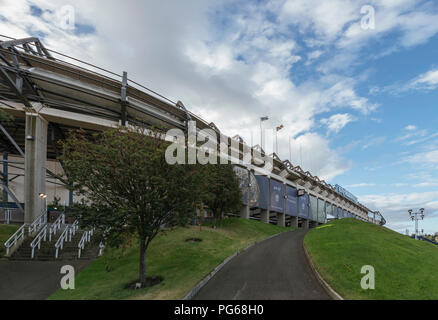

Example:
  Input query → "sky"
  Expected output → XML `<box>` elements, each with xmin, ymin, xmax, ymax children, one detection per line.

<box><xmin>0</xmin><ymin>0</ymin><xmax>437</xmax><ymax>234</ymax></box>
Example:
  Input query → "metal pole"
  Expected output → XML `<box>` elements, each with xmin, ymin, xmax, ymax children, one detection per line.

<box><xmin>275</xmin><ymin>131</ymin><xmax>278</xmax><ymax>154</ymax></box>
<box><xmin>260</xmin><ymin>119</ymin><xmax>263</xmax><ymax>150</ymax></box>
<box><xmin>415</xmin><ymin>214</ymin><xmax>418</xmax><ymax>240</ymax></box>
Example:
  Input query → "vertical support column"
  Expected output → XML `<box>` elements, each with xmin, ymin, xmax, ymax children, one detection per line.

<box><xmin>290</xmin><ymin>216</ymin><xmax>298</xmax><ymax>228</ymax></box>
<box><xmin>277</xmin><ymin>212</ymin><xmax>285</xmax><ymax>227</ymax></box>
<box><xmin>302</xmin><ymin>219</ymin><xmax>309</xmax><ymax>229</ymax></box>
<box><xmin>240</xmin><ymin>204</ymin><xmax>249</xmax><ymax>219</ymax></box>
<box><xmin>260</xmin><ymin>209</ymin><xmax>269</xmax><ymax>223</ymax></box>
<box><xmin>24</xmin><ymin>112</ymin><xmax>47</xmax><ymax>224</ymax></box>
<box><xmin>2</xmin><ymin>152</ymin><xmax>8</xmax><ymax>207</ymax></box>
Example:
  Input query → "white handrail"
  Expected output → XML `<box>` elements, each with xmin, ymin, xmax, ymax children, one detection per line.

<box><xmin>69</xmin><ymin>220</ymin><xmax>79</xmax><ymax>241</ymax></box>
<box><xmin>78</xmin><ymin>228</ymin><xmax>94</xmax><ymax>258</ymax></box>
<box><xmin>28</xmin><ymin>211</ymin><xmax>47</xmax><ymax>235</ymax></box>
<box><xmin>54</xmin><ymin>220</ymin><xmax>78</xmax><ymax>259</ymax></box>
<box><xmin>54</xmin><ymin>226</ymin><xmax>69</xmax><ymax>259</ymax></box>
<box><xmin>49</xmin><ymin>214</ymin><xmax>65</xmax><ymax>241</ymax></box>
<box><xmin>4</xmin><ymin>223</ymin><xmax>27</xmax><ymax>256</ymax></box>
<box><xmin>30</xmin><ymin>224</ymin><xmax>48</xmax><ymax>259</ymax></box>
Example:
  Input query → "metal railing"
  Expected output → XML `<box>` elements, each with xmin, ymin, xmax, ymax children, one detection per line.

<box><xmin>30</xmin><ymin>224</ymin><xmax>48</xmax><ymax>259</ymax></box>
<box><xmin>4</xmin><ymin>210</ymin><xmax>48</xmax><ymax>257</ymax></box>
<box><xmin>78</xmin><ymin>228</ymin><xmax>94</xmax><ymax>258</ymax></box>
<box><xmin>49</xmin><ymin>214</ymin><xmax>65</xmax><ymax>241</ymax></box>
<box><xmin>4</xmin><ymin>224</ymin><xmax>27</xmax><ymax>256</ymax></box>
<box><xmin>54</xmin><ymin>220</ymin><xmax>78</xmax><ymax>259</ymax></box>
<box><xmin>28</xmin><ymin>211</ymin><xmax>47</xmax><ymax>235</ymax></box>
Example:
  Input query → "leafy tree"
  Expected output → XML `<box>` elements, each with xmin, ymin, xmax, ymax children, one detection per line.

<box><xmin>201</xmin><ymin>161</ymin><xmax>242</xmax><ymax>228</ymax></box>
<box><xmin>60</xmin><ymin>126</ymin><xmax>203</xmax><ymax>287</ymax></box>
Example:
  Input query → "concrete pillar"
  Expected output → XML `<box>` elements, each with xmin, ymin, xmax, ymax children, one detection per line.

<box><xmin>302</xmin><ymin>219</ymin><xmax>309</xmax><ymax>229</ymax></box>
<box><xmin>260</xmin><ymin>209</ymin><xmax>269</xmax><ymax>223</ymax></box>
<box><xmin>24</xmin><ymin>113</ymin><xmax>48</xmax><ymax>224</ymax></box>
<box><xmin>277</xmin><ymin>212</ymin><xmax>285</xmax><ymax>227</ymax></box>
<box><xmin>290</xmin><ymin>216</ymin><xmax>298</xmax><ymax>228</ymax></box>
<box><xmin>240</xmin><ymin>204</ymin><xmax>249</xmax><ymax>219</ymax></box>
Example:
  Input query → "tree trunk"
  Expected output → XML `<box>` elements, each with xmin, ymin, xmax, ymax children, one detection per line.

<box><xmin>139</xmin><ymin>238</ymin><xmax>147</xmax><ymax>287</ymax></box>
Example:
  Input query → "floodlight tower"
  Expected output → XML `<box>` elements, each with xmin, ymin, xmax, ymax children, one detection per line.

<box><xmin>409</xmin><ymin>208</ymin><xmax>425</xmax><ymax>240</ymax></box>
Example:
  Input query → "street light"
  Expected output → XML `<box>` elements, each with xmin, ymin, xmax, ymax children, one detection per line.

<box><xmin>39</xmin><ymin>193</ymin><xmax>47</xmax><ymax>214</ymax></box>
<box><xmin>409</xmin><ymin>208</ymin><xmax>425</xmax><ymax>240</ymax></box>
<box><xmin>260</xmin><ymin>116</ymin><xmax>269</xmax><ymax>150</ymax></box>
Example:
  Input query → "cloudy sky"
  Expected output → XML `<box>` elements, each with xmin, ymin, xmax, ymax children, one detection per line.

<box><xmin>1</xmin><ymin>0</ymin><xmax>437</xmax><ymax>234</ymax></box>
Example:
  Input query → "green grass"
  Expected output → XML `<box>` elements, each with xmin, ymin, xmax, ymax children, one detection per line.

<box><xmin>304</xmin><ymin>218</ymin><xmax>438</xmax><ymax>299</ymax></box>
<box><xmin>49</xmin><ymin>217</ymin><xmax>290</xmax><ymax>300</ymax></box>
<box><xmin>0</xmin><ymin>224</ymin><xmax>19</xmax><ymax>258</ymax></box>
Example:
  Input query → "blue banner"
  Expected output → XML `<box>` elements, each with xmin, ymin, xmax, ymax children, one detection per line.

<box><xmin>255</xmin><ymin>175</ymin><xmax>269</xmax><ymax>209</ymax></box>
<box><xmin>317</xmin><ymin>199</ymin><xmax>325</xmax><ymax>223</ymax></box>
<box><xmin>269</xmin><ymin>179</ymin><xmax>284</xmax><ymax>213</ymax></box>
<box><xmin>298</xmin><ymin>193</ymin><xmax>308</xmax><ymax>218</ymax></box>
<box><xmin>285</xmin><ymin>186</ymin><xmax>298</xmax><ymax>216</ymax></box>
<box><xmin>309</xmin><ymin>195</ymin><xmax>317</xmax><ymax>221</ymax></box>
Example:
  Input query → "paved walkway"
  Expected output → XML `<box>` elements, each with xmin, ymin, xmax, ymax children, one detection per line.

<box><xmin>0</xmin><ymin>260</ymin><xmax>89</xmax><ymax>300</ymax></box>
<box><xmin>193</xmin><ymin>229</ymin><xmax>331</xmax><ymax>300</ymax></box>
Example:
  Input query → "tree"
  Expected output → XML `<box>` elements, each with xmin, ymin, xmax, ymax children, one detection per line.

<box><xmin>60</xmin><ymin>126</ymin><xmax>203</xmax><ymax>287</ymax></box>
<box><xmin>201</xmin><ymin>161</ymin><xmax>242</xmax><ymax>228</ymax></box>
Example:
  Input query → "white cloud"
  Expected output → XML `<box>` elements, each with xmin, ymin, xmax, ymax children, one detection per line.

<box><xmin>346</xmin><ymin>183</ymin><xmax>376</xmax><ymax>188</ymax></box>
<box><xmin>410</xmin><ymin>68</ymin><xmax>438</xmax><ymax>91</ymax></box>
<box><xmin>405</xmin><ymin>124</ymin><xmax>417</xmax><ymax>131</ymax></box>
<box><xmin>320</xmin><ymin>113</ymin><xmax>356</xmax><ymax>133</ymax></box>
<box><xmin>406</xmin><ymin>150</ymin><xmax>438</xmax><ymax>166</ymax></box>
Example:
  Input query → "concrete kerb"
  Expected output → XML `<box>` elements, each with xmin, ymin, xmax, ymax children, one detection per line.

<box><xmin>302</xmin><ymin>242</ymin><xmax>344</xmax><ymax>300</ymax></box>
<box><xmin>182</xmin><ymin>229</ymin><xmax>295</xmax><ymax>300</ymax></box>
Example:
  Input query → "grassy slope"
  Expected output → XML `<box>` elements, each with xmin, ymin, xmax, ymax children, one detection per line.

<box><xmin>0</xmin><ymin>224</ymin><xmax>19</xmax><ymax>258</ymax></box>
<box><xmin>50</xmin><ymin>217</ymin><xmax>290</xmax><ymax>300</ymax></box>
<box><xmin>304</xmin><ymin>218</ymin><xmax>438</xmax><ymax>299</ymax></box>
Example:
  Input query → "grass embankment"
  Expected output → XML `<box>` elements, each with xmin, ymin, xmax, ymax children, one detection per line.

<box><xmin>304</xmin><ymin>218</ymin><xmax>438</xmax><ymax>299</ymax></box>
<box><xmin>50</xmin><ymin>217</ymin><xmax>290</xmax><ymax>300</ymax></box>
<box><xmin>0</xmin><ymin>224</ymin><xmax>19</xmax><ymax>258</ymax></box>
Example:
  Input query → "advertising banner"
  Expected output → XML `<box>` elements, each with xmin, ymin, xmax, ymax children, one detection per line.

<box><xmin>269</xmin><ymin>179</ymin><xmax>284</xmax><ymax>213</ymax></box>
<box><xmin>255</xmin><ymin>175</ymin><xmax>269</xmax><ymax>209</ymax></box>
<box><xmin>285</xmin><ymin>186</ymin><xmax>298</xmax><ymax>216</ymax></box>
<box><xmin>317</xmin><ymin>198</ymin><xmax>325</xmax><ymax>223</ymax></box>
<box><xmin>248</xmin><ymin>172</ymin><xmax>260</xmax><ymax>208</ymax></box>
<box><xmin>298</xmin><ymin>193</ymin><xmax>308</xmax><ymax>218</ymax></box>
<box><xmin>309</xmin><ymin>195</ymin><xmax>318</xmax><ymax>221</ymax></box>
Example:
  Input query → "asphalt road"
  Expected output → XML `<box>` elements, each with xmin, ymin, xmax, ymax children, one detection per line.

<box><xmin>193</xmin><ymin>228</ymin><xmax>331</xmax><ymax>300</ymax></box>
<box><xmin>0</xmin><ymin>260</ymin><xmax>89</xmax><ymax>300</ymax></box>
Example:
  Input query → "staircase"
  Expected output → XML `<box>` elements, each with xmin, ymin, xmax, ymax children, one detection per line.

<box><xmin>4</xmin><ymin>212</ymin><xmax>102</xmax><ymax>261</ymax></box>
<box><xmin>9</xmin><ymin>229</ymin><xmax>99</xmax><ymax>261</ymax></box>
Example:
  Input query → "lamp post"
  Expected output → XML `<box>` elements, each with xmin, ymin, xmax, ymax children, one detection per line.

<box><xmin>260</xmin><ymin>116</ymin><xmax>269</xmax><ymax>150</ymax></box>
<box><xmin>409</xmin><ymin>208</ymin><xmax>424</xmax><ymax>240</ymax></box>
<box><xmin>39</xmin><ymin>193</ymin><xmax>47</xmax><ymax>214</ymax></box>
